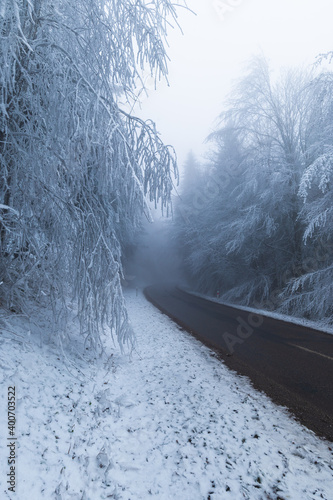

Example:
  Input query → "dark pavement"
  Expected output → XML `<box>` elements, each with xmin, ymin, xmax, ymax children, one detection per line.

<box><xmin>144</xmin><ymin>284</ymin><xmax>333</xmax><ymax>442</ymax></box>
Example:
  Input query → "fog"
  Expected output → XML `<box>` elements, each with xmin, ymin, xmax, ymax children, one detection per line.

<box><xmin>136</xmin><ymin>0</ymin><xmax>333</xmax><ymax>167</ymax></box>
<box><xmin>128</xmin><ymin>0</ymin><xmax>333</xmax><ymax>291</ymax></box>
<box><xmin>124</xmin><ymin>214</ymin><xmax>187</xmax><ymax>290</ymax></box>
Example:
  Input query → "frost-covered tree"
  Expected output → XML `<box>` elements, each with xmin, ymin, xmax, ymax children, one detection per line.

<box><xmin>282</xmin><ymin>71</ymin><xmax>333</xmax><ymax>321</ymax></box>
<box><xmin>0</xmin><ymin>0</ymin><xmax>181</xmax><ymax>351</ymax></box>
<box><xmin>222</xmin><ymin>58</ymin><xmax>316</xmax><ymax>269</ymax></box>
<box><xmin>175</xmin><ymin>137</ymin><xmax>248</xmax><ymax>294</ymax></box>
<box><xmin>176</xmin><ymin>155</ymin><xmax>212</xmax><ymax>290</ymax></box>
<box><xmin>175</xmin><ymin>57</ymin><xmax>333</xmax><ymax>315</ymax></box>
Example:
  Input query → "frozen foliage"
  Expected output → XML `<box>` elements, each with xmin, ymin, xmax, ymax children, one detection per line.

<box><xmin>0</xmin><ymin>0</ymin><xmax>181</xmax><ymax>351</ymax></box>
<box><xmin>176</xmin><ymin>57</ymin><xmax>333</xmax><ymax>322</ymax></box>
<box><xmin>281</xmin><ymin>265</ymin><xmax>333</xmax><ymax>323</ymax></box>
<box><xmin>280</xmin><ymin>72</ymin><xmax>333</xmax><ymax>321</ymax></box>
<box><xmin>299</xmin><ymin>147</ymin><xmax>333</xmax><ymax>241</ymax></box>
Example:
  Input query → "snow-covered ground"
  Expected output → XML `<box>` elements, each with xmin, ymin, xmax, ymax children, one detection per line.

<box><xmin>0</xmin><ymin>289</ymin><xmax>332</xmax><ymax>500</ymax></box>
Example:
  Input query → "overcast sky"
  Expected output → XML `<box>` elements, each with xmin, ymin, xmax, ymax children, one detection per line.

<box><xmin>135</xmin><ymin>0</ymin><xmax>333</xmax><ymax>169</ymax></box>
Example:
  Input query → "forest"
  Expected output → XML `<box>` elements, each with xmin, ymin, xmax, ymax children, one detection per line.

<box><xmin>2</xmin><ymin>1</ymin><xmax>333</xmax><ymax>355</ymax></box>
<box><xmin>1</xmin><ymin>3</ymin><xmax>332</xmax><ymax>498</ymax></box>
<box><xmin>175</xmin><ymin>55</ymin><xmax>333</xmax><ymax>325</ymax></box>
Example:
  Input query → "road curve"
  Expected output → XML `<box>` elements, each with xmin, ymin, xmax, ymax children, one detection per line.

<box><xmin>144</xmin><ymin>284</ymin><xmax>333</xmax><ymax>442</ymax></box>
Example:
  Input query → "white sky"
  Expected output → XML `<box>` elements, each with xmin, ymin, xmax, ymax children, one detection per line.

<box><xmin>135</xmin><ymin>0</ymin><xmax>333</xmax><ymax>169</ymax></box>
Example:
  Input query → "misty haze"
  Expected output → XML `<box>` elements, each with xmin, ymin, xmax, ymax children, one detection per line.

<box><xmin>0</xmin><ymin>1</ymin><xmax>332</xmax><ymax>499</ymax></box>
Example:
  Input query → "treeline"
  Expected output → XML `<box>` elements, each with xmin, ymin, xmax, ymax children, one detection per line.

<box><xmin>176</xmin><ymin>57</ymin><xmax>333</xmax><ymax>323</ymax></box>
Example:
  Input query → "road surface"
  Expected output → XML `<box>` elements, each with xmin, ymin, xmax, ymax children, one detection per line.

<box><xmin>144</xmin><ymin>284</ymin><xmax>333</xmax><ymax>442</ymax></box>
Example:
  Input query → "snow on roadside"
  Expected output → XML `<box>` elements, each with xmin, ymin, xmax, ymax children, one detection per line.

<box><xmin>182</xmin><ymin>287</ymin><xmax>333</xmax><ymax>336</ymax></box>
<box><xmin>0</xmin><ymin>289</ymin><xmax>332</xmax><ymax>500</ymax></box>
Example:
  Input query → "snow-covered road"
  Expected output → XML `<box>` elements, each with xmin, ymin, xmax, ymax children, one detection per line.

<box><xmin>0</xmin><ymin>289</ymin><xmax>332</xmax><ymax>499</ymax></box>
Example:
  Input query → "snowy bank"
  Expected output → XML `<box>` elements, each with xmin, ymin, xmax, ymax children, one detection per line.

<box><xmin>180</xmin><ymin>287</ymin><xmax>333</xmax><ymax>336</ymax></box>
<box><xmin>0</xmin><ymin>290</ymin><xmax>332</xmax><ymax>499</ymax></box>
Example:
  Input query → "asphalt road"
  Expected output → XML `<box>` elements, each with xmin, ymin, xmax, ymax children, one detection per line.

<box><xmin>144</xmin><ymin>284</ymin><xmax>333</xmax><ymax>442</ymax></box>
